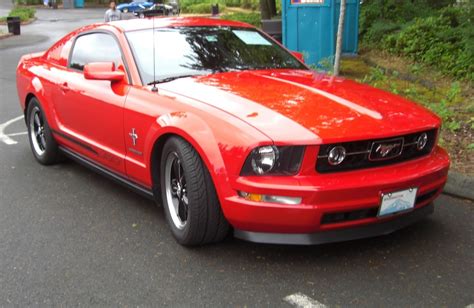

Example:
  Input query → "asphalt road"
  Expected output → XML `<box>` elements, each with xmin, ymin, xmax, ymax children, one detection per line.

<box><xmin>1</xmin><ymin>8</ymin><xmax>473</xmax><ymax>307</ymax></box>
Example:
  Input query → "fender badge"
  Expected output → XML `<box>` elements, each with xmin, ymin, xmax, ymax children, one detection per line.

<box><xmin>129</xmin><ymin>128</ymin><xmax>138</xmax><ymax>146</ymax></box>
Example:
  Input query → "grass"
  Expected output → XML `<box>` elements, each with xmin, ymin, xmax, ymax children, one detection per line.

<box><xmin>340</xmin><ymin>50</ymin><xmax>474</xmax><ymax>175</ymax></box>
<box><xmin>220</xmin><ymin>11</ymin><xmax>261</xmax><ymax>27</ymax></box>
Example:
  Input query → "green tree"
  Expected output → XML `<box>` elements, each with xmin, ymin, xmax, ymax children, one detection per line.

<box><xmin>260</xmin><ymin>0</ymin><xmax>276</xmax><ymax>19</ymax></box>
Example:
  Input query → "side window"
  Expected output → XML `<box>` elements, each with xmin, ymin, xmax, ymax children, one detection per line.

<box><xmin>69</xmin><ymin>33</ymin><xmax>123</xmax><ymax>71</ymax></box>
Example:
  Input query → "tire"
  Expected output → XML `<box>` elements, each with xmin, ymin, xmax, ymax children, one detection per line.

<box><xmin>159</xmin><ymin>137</ymin><xmax>229</xmax><ymax>246</ymax></box>
<box><xmin>26</xmin><ymin>98</ymin><xmax>62</xmax><ymax>165</ymax></box>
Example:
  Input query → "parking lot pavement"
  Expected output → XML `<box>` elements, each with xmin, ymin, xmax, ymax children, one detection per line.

<box><xmin>0</xmin><ymin>0</ymin><xmax>11</xmax><ymax>19</ymax></box>
<box><xmin>1</xmin><ymin>11</ymin><xmax>473</xmax><ymax>307</ymax></box>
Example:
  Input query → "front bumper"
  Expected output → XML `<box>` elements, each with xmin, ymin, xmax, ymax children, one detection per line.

<box><xmin>222</xmin><ymin>146</ymin><xmax>449</xmax><ymax>242</ymax></box>
<box><xmin>235</xmin><ymin>203</ymin><xmax>434</xmax><ymax>245</ymax></box>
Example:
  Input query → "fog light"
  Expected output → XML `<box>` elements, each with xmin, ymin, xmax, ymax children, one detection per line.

<box><xmin>238</xmin><ymin>191</ymin><xmax>263</xmax><ymax>202</ymax></box>
<box><xmin>238</xmin><ymin>191</ymin><xmax>301</xmax><ymax>205</ymax></box>
<box><xmin>416</xmin><ymin>132</ymin><xmax>428</xmax><ymax>150</ymax></box>
<box><xmin>328</xmin><ymin>146</ymin><xmax>346</xmax><ymax>165</ymax></box>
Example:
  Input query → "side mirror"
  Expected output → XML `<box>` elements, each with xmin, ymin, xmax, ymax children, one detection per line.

<box><xmin>291</xmin><ymin>51</ymin><xmax>304</xmax><ymax>63</ymax></box>
<box><xmin>84</xmin><ymin>62</ymin><xmax>125</xmax><ymax>82</ymax></box>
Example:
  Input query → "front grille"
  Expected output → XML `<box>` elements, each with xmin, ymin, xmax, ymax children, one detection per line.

<box><xmin>320</xmin><ymin>188</ymin><xmax>439</xmax><ymax>225</ymax></box>
<box><xmin>316</xmin><ymin>129</ymin><xmax>437</xmax><ymax>173</ymax></box>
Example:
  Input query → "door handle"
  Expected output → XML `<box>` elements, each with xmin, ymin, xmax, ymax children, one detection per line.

<box><xmin>60</xmin><ymin>82</ymin><xmax>69</xmax><ymax>93</ymax></box>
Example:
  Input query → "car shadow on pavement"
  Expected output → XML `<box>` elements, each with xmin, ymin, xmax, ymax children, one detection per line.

<box><xmin>58</xmin><ymin>158</ymin><xmax>159</xmax><ymax>211</ymax></box>
<box><xmin>200</xmin><ymin>218</ymin><xmax>446</xmax><ymax>261</ymax></box>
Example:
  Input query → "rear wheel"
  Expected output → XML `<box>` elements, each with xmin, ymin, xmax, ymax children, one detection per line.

<box><xmin>26</xmin><ymin>98</ymin><xmax>61</xmax><ymax>165</ymax></box>
<box><xmin>160</xmin><ymin>137</ymin><xmax>229</xmax><ymax>246</ymax></box>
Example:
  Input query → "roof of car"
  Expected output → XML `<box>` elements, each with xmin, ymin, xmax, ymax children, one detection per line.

<box><xmin>107</xmin><ymin>17</ymin><xmax>254</xmax><ymax>32</ymax></box>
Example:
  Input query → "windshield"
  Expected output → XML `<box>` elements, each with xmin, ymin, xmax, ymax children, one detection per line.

<box><xmin>126</xmin><ymin>26</ymin><xmax>307</xmax><ymax>85</ymax></box>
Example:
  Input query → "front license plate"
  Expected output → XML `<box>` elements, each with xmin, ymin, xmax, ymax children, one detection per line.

<box><xmin>378</xmin><ymin>188</ymin><xmax>418</xmax><ymax>217</ymax></box>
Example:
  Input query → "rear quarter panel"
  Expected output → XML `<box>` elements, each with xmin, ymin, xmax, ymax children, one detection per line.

<box><xmin>16</xmin><ymin>53</ymin><xmax>47</xmax><ymax>113</ymax></box>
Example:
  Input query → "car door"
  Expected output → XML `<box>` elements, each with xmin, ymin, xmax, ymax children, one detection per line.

<box><xmin>53</xmin><ymin>32</ymin><xmax>130</xmax><ymax>175</ymax></box>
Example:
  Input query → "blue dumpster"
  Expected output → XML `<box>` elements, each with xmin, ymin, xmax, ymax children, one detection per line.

<box><xmin>282</xmin><ymin>0</ymin><xmax>360</xmax><ymax>66</ymax></box>
<box><xmin>74</xmin><ymin>0</ymin><xmax>84</xmax><ymax>8</ymax></box>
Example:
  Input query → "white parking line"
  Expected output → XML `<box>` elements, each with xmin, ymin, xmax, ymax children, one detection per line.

<box><xmin>284</xmin><ymin>293</ymin><xmax>328</xmax><ymax>308</ymax></box>
<box><xmin>466</xmin><ymin>304</ymin><xmax>474</xmax><ymax>308</ymax></box>
<box><xmin>7</xmin><ymin>132</ymin><xmax>28</xmax><ymax>137</ymax></box>
<box><xmin>0</xmin><ymin>115</ymin><xmax>25</xmax><ymax>145</ymax></box>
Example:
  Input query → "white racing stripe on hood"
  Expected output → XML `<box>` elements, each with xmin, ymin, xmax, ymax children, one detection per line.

<box><xmin>159</xmin><ymin>78</ymin><xmax>320</xmax><ymax>143</ymax></box>
<box><xmin>262</xmin><ymin>75</ymin><xmax>383</xmax><ymax>120</ymax></box>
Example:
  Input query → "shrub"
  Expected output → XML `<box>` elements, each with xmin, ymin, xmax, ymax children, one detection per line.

<box><xmin>241</xmin><ymin>0</ymin><xmax>258</xmax><ymax>10</ymax></box>
<box><xmin>182</xmin><ymin>3</ymin><xmax>212</xmax><ymax>13</ymax></box>
<box><xmin>382</xmin><ymin>7</ymin><xmax>473</xmax><ymax>81</ymax></box>
<box><xmin>182</xmin><ymin>2</ymin><xmax>226</xmax><ymax>14</ymax></box>
<box><xmin>180</xmin><ymin>0</ymin><xmax>229</xmax><ymax>13</ymax></box>
<box><xmin>180</xmin><ymin>0</ymin><xmax>258</xmax><ymax>13</ymax></box>
<box><xmin>360</xmin><ymin>2</ymin><xmax>473</xmax><ymax>81</ymax></box>
<box><xmin>179</xmin><ymin>0</ymin><xmax>206</xmax><ymax>13</ymax></box>
<box><xmin>15</xmin><ymin>0</ymin><xmax>43</xmax><ymax>5</ymax></box>
<box><xmin>180</xmin><ymin>0</ymin><xmax>205</xmax><ymax>5</ymax></box>
<box><xmin>222</xmin><ymin>0</ymin><xmax>240</xmax><ymax>7</ymax></box>
<box><xmin>220</xmin><ymin>12</ymin><xmax>261</xmax><ymax>27</ymax></box>
<box><xmin>359</xmin><ymin>0</ymin><xmax>435</xmax><ymax>38</ymax></box>
<box><xmin>7</xmin><ymin>6</ymin><xmax>36</xmax><ymax>22</ymax></box>
<box><xmin>363</xmin><ymin>21</ymin><xmax>400</xmax><ymax>45</ymax></box>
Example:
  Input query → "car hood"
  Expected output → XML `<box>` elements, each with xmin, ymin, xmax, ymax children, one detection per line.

<box><xmin>159</xmin><ymin>70</ymin><xmax>440</xmax><ymax>144</ymax></box>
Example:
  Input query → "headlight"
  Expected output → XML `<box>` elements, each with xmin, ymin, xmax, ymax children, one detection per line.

<box><xmin>241</xmin><ymin>146</ymin><xmax>305</xmax><ymax>176</ymax></box>
<box><xmin>250</xmin><ymin>146</ymin><xmax>278</xmax><ymax>175</ymax></box>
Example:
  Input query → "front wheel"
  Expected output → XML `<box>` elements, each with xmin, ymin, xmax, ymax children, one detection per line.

<box><xmin>160</xmin><ymin>137</ymin><xmax>229</xmax><ymax>246</ymax></box>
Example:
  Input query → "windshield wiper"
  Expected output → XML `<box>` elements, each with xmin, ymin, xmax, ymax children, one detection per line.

<box><xmin>147</xmin><ymin>74</ymin><xmax>198</xmax><ymax>85</ymax></box>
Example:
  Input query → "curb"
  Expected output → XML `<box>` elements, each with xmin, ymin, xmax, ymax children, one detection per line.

<box><xmin>0</xmin><ymin>17</ymin><xmax>36</xmax><ymax>26</ymax></box>
<box><xmin>20</xmin><ymin>17</ymin><xmax>37</xmax><ymax>26</ymax></box>
<box><xmin>444</xmin><ymin>171</ymin><xmax>474</xmax><ymax>201</ymax></box>
<box><xmin>0</xmin><ymin>33</ymin><xmax>13</xmax><ymax>40</ymax></box>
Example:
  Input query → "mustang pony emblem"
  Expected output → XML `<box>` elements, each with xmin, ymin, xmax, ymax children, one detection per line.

<box><xmin>369</xmin><ymin>138</ymin><xmax>404</xmax><ymax>161</ymax></box>
<box><xmin>376</xmin><ymin>143</ymin><xmax>401</xmax><ymax>157</ymax></box>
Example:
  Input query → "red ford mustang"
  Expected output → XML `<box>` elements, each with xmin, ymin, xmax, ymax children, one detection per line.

<box><xmin>16</xmin><ymin>17</ymin><xmax>450</xmax><ymax>245</ymax></box>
